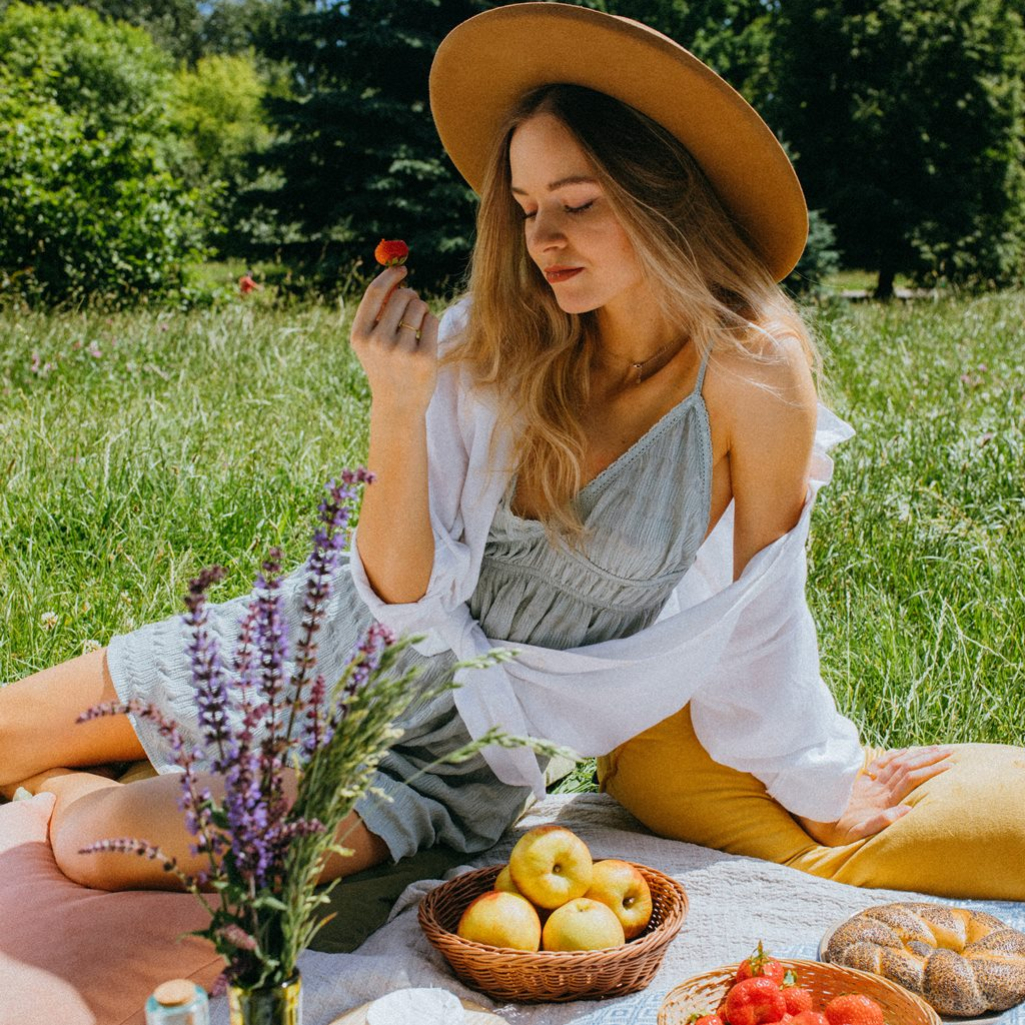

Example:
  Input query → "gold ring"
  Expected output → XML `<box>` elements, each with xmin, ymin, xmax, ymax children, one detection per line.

<box><xmin>399</xmin><ymin>320</ymin><xmax>420</xmax><ymax>333</ymax></box>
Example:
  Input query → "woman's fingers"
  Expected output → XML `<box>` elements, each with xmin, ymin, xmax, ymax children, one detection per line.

<box><xmin>866</xmin><ymin>746</ymin><xmax>954</xmax><ymax>805</ymax></box>
<box><xmin>352</xmin><ymin>265</ymin><xmax>407</xmax><ymax>332</ymax></box>
<box><xmin>845</xmin><ymin>803</ymin><xmax>913</xmax><ymax>843</ymax></box>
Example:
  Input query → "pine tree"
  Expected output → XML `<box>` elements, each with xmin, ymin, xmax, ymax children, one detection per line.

<box><xmin>252</xmin><ymin>0</ymin><xmax>491</xmax><ymax>295</ymax></box>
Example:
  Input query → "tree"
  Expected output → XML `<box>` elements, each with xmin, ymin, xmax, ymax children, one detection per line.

<box><xmin>31</xmin><ymin>0</ymin><xmax>201</xmax><ymax>61</ymax></box>
<box><xmin>769</xmin><ymin>0</ymin><xmax>1025</xmax><ymax>296</ymax></box>
<box><xmin>250</xmin><ymin>0</ymin><xmax>492</xmax><ymax>295</ymax></box>
<box><xmin>0</xmin><ymin>4</ymin><xmax>211</xmax><ymax>305</ymax></box>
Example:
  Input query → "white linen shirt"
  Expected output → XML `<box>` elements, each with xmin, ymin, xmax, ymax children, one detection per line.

<box><xmin>349</xmin><ymin>298</ymin><xmax>863</xmax><ymax>821</ymax></box>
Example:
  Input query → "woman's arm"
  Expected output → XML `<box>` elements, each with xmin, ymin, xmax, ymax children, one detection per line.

<box><xmin>724</xmin><ymin>337</ymin><xmax>953</xmax><ymax>845</ymax></box>
<box><xmin>349</xmin><ymin>265</ymin><xmax>439</xmax><ymax>604</ymax></box>
<box><xmin>723</xmin><ymin>335</ymin><xmax>817</xmax><ymax>581</ymax></box>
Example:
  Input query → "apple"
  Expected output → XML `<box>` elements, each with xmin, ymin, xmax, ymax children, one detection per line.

<box><xmin>541</xmin><ymin>897</ymin><xmax>626</xmax><ymax>952</ymax></box>
<box><xmin>508</xmin><ymin>825</ymin><xmax>593</xmax><ymax>910</ymax></box>
<box><xmin>456</xmin><ymin>891</ymin><xmax>541</xmax><ymax>951</ymax></box>
<box><xmin>494</xmin><ymin>863</ymin><xmax>523</xmax><ymax>896</ymax></box>
<box><xmin>584</xmin><ymin>859</ymin><xmax>653</xmax><ymax>940</ymax></box>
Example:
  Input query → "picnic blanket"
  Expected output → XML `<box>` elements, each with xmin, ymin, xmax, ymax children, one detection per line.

<box><xmin>206</xmin><ymin>793</ymin><xmax>1025</xmax><ymax>1025</ymax></box>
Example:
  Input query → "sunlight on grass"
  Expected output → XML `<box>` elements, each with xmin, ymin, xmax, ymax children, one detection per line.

<box><xmin>2</xmin><ymin>291</ymin><xmax>1023</xmax><ymax>785</ymax></box>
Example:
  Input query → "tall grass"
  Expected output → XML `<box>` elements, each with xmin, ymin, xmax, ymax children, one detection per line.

<box><xmin>2</xmin><ymin>292</ymin><xmax>1022</xmax><ymax>777</ymax></box>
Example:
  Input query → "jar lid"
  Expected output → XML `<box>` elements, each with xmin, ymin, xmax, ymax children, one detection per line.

<box><xmin>153</xmin><ymin>979</ymin><xmax>197</xmax><ymax>1007</ymax></box>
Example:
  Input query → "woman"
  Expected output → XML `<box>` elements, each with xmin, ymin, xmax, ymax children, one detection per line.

<box><xmin>1</xmin><ymin>4</ymin><xmax>1021</xmax><ymax>899</ymax></box>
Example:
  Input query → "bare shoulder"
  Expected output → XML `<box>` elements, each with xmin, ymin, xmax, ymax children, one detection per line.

<box><xmin>702</xmin><ymin>329</ymin><xmax>818</xmax><ymax>453</ymax></box>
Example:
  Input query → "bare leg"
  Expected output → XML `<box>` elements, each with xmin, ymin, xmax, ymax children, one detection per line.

<box><xmin>2</xmin><ymin>648</ymin><xmax>391</xmax><ymax>889</ymax></box>
<box><xmin>32</xmin><ymin>767</ymin><xmax>390</xmax><ymax>891</ymax></box>
<box><xmin>0</xmin><ymin>647</ymin><xmax>145</xmax><ymax>788</ymax></box>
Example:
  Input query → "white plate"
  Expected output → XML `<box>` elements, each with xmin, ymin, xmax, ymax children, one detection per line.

<box><xmin>819</xmin><ymin>916</ymin><xmax>1007</xmax><ymax>1024</ymax></box>
<box><xmin>329</xmin><ymin>996</ymin><xmax>509</xmax><ymax>1025</ymax></box>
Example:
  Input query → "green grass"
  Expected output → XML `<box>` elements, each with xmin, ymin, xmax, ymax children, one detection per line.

<box><xmin>2</xmin><ymin>292</ymin><xmax>1022</xmax><ymax>794</ymax></box>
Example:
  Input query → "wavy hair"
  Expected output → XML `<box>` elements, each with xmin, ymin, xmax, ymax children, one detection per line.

<box><xmin>446</xmin><ymin>84</ymin><xmax>820</xmax><ymax>538</ymax></box>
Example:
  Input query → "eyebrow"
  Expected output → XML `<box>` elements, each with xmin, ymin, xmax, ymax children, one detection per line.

<box><xmin>510</xmin><ymin>176</ymin><xmax>598</xmax><ymax>196</ymax></box>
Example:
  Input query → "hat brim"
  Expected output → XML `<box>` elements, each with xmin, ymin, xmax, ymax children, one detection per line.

<box><xmin>429</xmin><ymin>2</ymin><xmax>807</xmax><ymax>282</ymax></box>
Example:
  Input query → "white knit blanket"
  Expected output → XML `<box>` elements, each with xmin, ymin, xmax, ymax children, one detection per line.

<box><xmin>207</xmin><ymin>794</ymin><xmax>1024</xmax><ymax>1025</ymax></box>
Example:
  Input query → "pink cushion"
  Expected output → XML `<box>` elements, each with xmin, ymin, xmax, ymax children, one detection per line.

<box><xmin>0</xmin><ymin>793</ymin><xmax>222</xmax><ymax>1025</ymax></box>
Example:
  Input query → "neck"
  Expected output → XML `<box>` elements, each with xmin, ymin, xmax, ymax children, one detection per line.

<box><xmin>593</xmin><ymin>305</ymin><xmax>686</xmax><ymax>385</ymax></box>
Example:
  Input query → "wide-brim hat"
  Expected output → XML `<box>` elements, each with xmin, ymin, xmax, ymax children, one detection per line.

<box><xmin>429</xmin><ymin>2</ymin><xmax>807</xmax><ymax>282</ymax></box>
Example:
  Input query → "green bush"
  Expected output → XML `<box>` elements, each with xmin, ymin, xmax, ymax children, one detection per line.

<box><xmin>0</xmin><ymin>4</ymin><xmax>213</xmax><ymax>306</ymax></box>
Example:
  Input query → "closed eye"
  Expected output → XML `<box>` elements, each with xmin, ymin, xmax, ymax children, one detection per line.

<box><xmin>521</xmin><ymin>201</ymin><xmax>595</xmax><ymax>220</ymax></box>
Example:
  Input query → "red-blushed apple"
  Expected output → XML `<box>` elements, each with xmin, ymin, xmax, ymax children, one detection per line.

<box><xmin>584</xmin><ymin>859</ymin><xmax>653</xmax><ymax>940</ymax></box>
<box><xmin>541</xmin><ymin>897</ymin><xmax>625</xmax><ymax>952</ymax></box>
<box><xmin>456</xmin><ymin>891</ymin><xmax>541</xmax><ymax>951</ymax></box>
<box><xmin>508</xmin><ymin>824</ymin><xmax>593</xmax><ymax>910</ymax></box>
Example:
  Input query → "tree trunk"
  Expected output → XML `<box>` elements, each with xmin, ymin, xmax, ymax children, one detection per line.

<box><xmin>875</xmin><ymin>263</ymin><xmax>896</xmax><ymax>300</ymax></box>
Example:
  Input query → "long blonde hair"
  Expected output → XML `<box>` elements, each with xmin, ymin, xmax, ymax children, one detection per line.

<box><xmin>447</xmin><ymin>84</ymin><xmax>819</xmax><ymax>537</ymax></box>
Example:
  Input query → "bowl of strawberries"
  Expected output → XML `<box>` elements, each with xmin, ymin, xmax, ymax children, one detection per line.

<box><xmin>658</xmin><ymin>943</ymin><xmax>942</xmax><ymax>1025</ymax></box>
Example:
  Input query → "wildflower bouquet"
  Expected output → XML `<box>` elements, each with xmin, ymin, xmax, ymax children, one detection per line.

<box><xmin>78</xmin><ymin>470</ymin><xmax>548</xmax><ymax>997</ymax></box>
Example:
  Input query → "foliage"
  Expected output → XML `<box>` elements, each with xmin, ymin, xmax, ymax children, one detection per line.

<box><xmin>0</xmin><ymin>3</ymin><xmax>212</xmax><ymax>306</ymax></box>
<box><xmin>784</xmin><ymin>209</ymin><xmax>843</xmax><ymax>297</ymax></box>
<box><xmin>768</xmin><ymin>0</ymin><xmax>1025</xmax><ymax>296</ymax></box>
<box><xmin>28</xmin><ymin>0</ymin><xmax>201</xmax><ymax>61</ymax></box>
<box><xmin>250</xmin><ymin>0</ymin><xmax>491</xmax><ymax>296</ymax></box>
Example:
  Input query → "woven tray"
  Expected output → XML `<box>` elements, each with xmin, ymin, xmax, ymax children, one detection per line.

<box><xmin>418</xmin><ymin>862</ymin><xmax>688</xmax><ymax>1003</ymax></box>
<box><xmin>658</xmin><ymin>958</ymin><xmax>943</xmax><ymax>1024</ymax></box>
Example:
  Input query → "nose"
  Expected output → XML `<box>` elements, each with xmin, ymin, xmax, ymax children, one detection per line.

<box><xmin>527</xmin><ymin>207</ymin><xmax>566</xmax><ymax>255</ymax></box>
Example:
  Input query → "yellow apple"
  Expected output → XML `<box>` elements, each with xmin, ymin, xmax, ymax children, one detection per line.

<box><xmin>494</xmin><ymin>863</ymin><xmax>523</xmax><ymax>896</ymax></box>
<box><xmin>456</xmin><ymin>891</ymin><xmax>541</xmax><ymax>951</ymax></box>
<box><xmin>541</xmin><ymin>897</ymin><xmax>626</xmax><ymax>952</ymax></box>
<box><xmin>508</xmin><ymin>825</ymin><xmax>593</xmax><ymax>910</ymax></box>
<box><xmin>584</xmin><ymin>859</ymin><xmax>653</xmax><ymax>940</ymax></box>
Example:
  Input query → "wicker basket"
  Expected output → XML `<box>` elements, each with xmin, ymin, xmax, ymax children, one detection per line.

<box><xmin>658</xmin><ymin>958</ymin><xmax>943</xmax><ymax>1025</ymax></box>
<box><xmin>418</xmin><ymin>862</ymin><xmax>688</xmax><ymax>1003</ymax></box>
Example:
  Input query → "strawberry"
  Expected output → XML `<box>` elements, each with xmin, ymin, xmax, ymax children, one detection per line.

<box><xmin>782</xmin><ymin>985</ymin><xmax>814</xmax><ymax>1015</ymax></box>
<box><xmin>823</xmin><ymin>994</ymin><xmax>885</xmax><ymax>1025</ymax></box>
<box><xmin>685</xmin><ymin>1015</ymin><xmax>724</xmax><ymax>1025</ymax></box>
<box><xmin>790</xmin><ymin>1015</ymin><xmax>829</xmax><ymax>1025</ymax></box>
<box><xmin>736</xmin><ymin>941</ymin><xmax>786</xmax><ymax>987</ymax></box>
<box><xmin>374</xmin><ymin>239</ymin><xmax>409</xmax><ymax>266</ymax></box>
<box><xmin>724</xmin><ymin>977</ymin><xmax>788</xmax><ymax>1025</ymax></box>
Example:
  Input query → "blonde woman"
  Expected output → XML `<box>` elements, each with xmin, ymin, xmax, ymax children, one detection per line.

<box><xmin>2</xmin><ymin>4</ymin><xmax>1021</xmax><ymax>899</ymax></box>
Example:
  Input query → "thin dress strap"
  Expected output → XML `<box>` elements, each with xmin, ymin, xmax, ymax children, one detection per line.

<box><xmin>693</xmin><ymin>342</ymin><xmax>713</xmax><ymax>397</ymax></box>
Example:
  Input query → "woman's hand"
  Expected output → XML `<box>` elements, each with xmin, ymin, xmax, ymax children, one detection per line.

<box><xmin>350</xmin><ymin>265</ymin><xmax>440</xmax><ymax>416</ymax></box>
<box><xmin>795</xmin><ymin>745</ymin><xmax>954</xmax><ymax>847</ymax></box>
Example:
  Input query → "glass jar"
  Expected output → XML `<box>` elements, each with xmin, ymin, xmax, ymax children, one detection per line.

<box><xmin>145</xmin><ymin>979</ymin><xmax>210</xmax><ymax>1025</ymax></box>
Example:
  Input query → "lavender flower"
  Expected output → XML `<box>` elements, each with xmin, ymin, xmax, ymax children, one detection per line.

<box><xmin>76</xmin><ymin>468</ymin><xmax>535</xmax><ymax>993</ymax></box>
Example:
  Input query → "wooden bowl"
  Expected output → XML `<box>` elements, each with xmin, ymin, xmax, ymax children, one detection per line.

<box><xmin>418</xmin><ymin>862</ymin><xmax>688</xmax><ymax>1003</ymax></box>
<box><xmin>658</xmin><ymin>957</ymin><xmax>943</xmax><ymax>1024</ymax></box>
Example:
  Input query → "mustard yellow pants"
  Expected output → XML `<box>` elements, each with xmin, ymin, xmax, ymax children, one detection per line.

<box><xmin>597</xmin><ymin>704</ymin><xmax>1025</xmax><ymax>901</ymax></box>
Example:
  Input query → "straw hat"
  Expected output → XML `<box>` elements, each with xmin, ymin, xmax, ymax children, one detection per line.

<box><xmin>429</xmin><ymin>2</ymin><xmax>807</xmax><ymax>282</ymax></box>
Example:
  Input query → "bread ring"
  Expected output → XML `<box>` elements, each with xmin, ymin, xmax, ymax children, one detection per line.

<box><xmin>824</xmin><ymin>902</ymin><xmax>1025</xmax><ymax>1017</ymax></box>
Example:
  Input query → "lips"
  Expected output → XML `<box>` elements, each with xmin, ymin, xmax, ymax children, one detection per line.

<box><xmin>544</xmin><ymin>267</ymin><xmax>583</xmax><ymax>283</ymax></box>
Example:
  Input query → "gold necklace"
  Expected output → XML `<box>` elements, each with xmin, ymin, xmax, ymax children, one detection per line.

<box><xmin>596</xmin><ymin>336</ymin><xmax>689</xmax><ymax>385</ymax></box>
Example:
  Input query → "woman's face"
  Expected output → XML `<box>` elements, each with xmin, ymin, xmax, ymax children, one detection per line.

<box><xmin>508</xmin><ymin>114</ymin><xmax>648</xmax><ymax>318</ymax></box>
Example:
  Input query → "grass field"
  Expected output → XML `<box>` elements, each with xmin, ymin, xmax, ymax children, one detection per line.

<box><xmin>2</xmin><ymin>289</ymin><xmax>1022</xmax><ymax>793</ymax></box>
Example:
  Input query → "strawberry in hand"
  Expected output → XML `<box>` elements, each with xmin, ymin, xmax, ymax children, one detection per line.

<box><xmin>374</xmin><ymin>239</ymin><xmax>409</xmax><ymax>266</ymax></box>
<box><xmin>736</xmin><ymin>941</ymin><xmax>787</xmax><ymax>987</ymax></box>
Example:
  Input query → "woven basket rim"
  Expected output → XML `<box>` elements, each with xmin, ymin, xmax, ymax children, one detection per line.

<box><xmin>419</xmin><ymin>861</ymin><xmax>688</xmax><ymax>961</ymax></box>
<box><xmin>657</xmin><ymin>957</ymin><xmax>943</xmax><ymax>1025</ymax></box>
